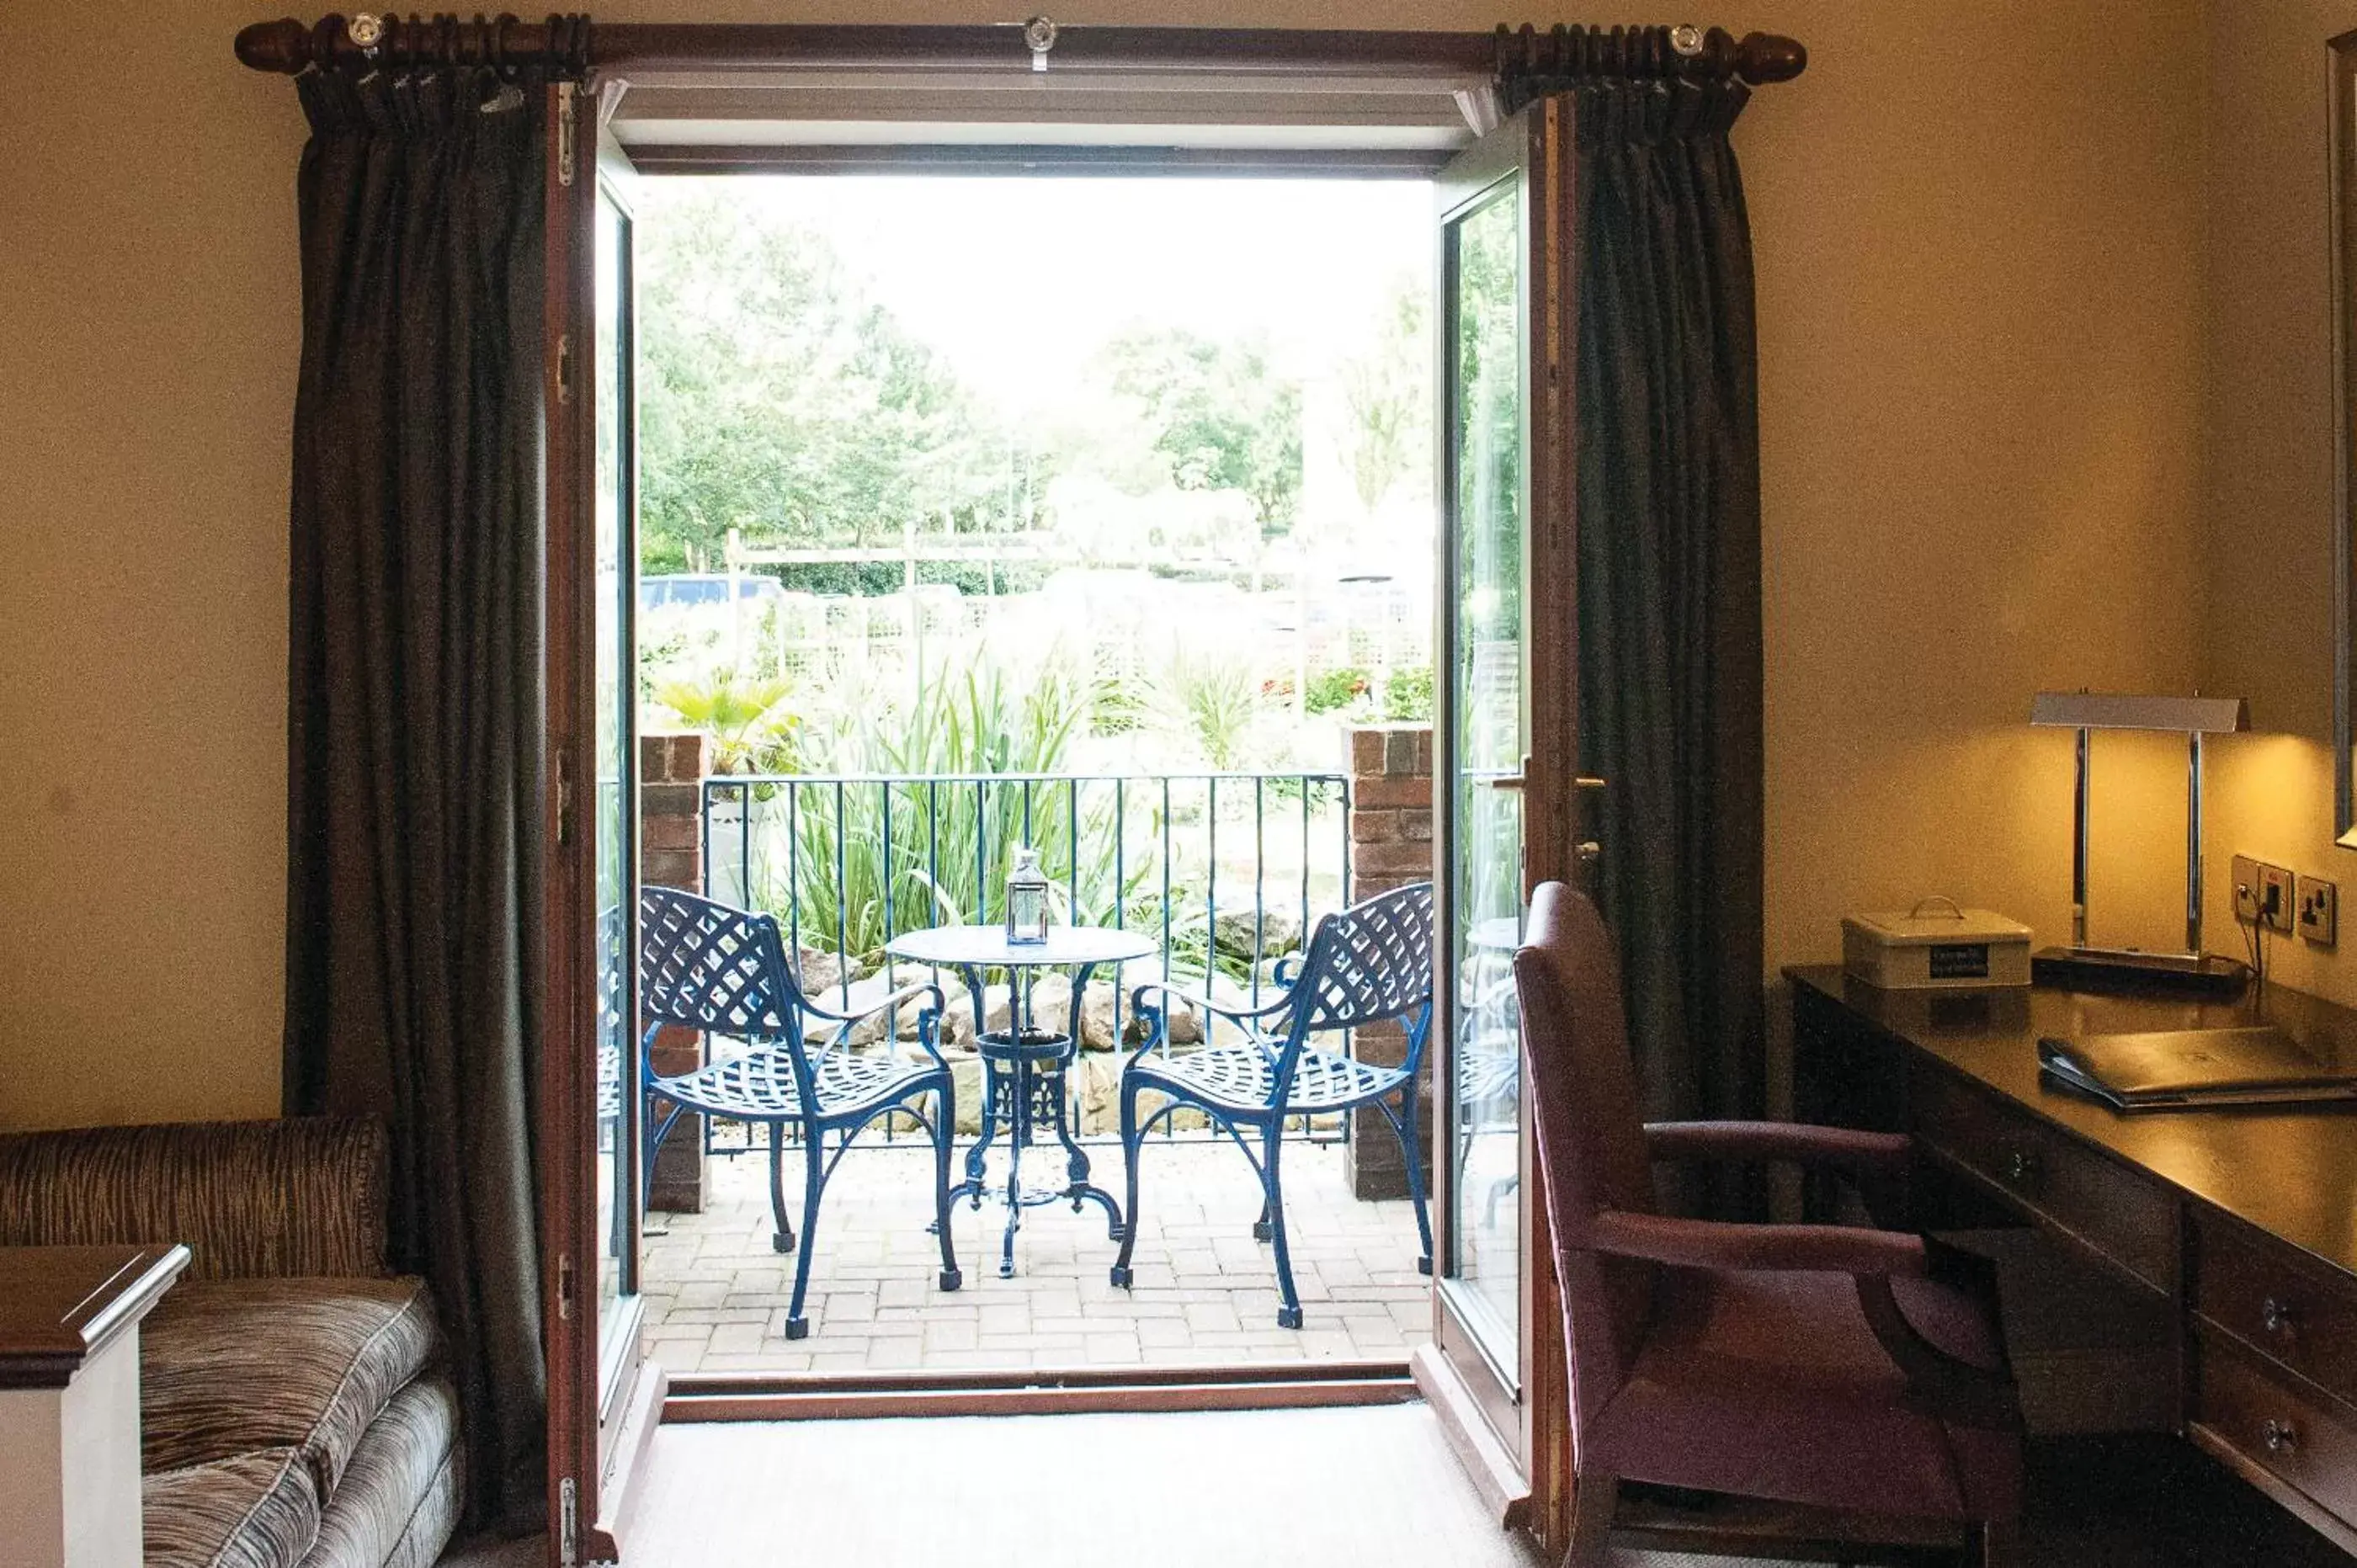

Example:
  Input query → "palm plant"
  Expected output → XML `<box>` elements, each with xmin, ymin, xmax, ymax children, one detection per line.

<box><xmin>652</xmin><ymin>669</ymin><xmax>800</xmax><ymax>774</ymax></box>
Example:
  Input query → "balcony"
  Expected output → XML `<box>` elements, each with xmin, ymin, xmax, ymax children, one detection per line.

<box><xmin>627</xmin><ymin>729</ymin><xmax>1443</xmax><ymax>1376</ymax></box>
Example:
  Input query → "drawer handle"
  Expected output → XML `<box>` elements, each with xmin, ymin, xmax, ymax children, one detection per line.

<box><xmin>2264</xmin><ymin>1418</ymin><xmax>2301</xmax><ymax>1456</ymax></box>
<box><xmin>2001</xmin><ymin>1146</ymin><xmax>2040</xmax><ymax>1189</ymax></box>
<box><xmin>2263</xmin><ymin>1297</ymin><xmax>2300</xmax><ymax>1342</ymax></box>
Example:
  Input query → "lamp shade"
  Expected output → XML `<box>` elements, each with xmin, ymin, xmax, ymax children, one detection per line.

<box><xmin>2030</xmin><ymin>692</ymin><xmax>2250</xmax><ymax>733</ymax></box>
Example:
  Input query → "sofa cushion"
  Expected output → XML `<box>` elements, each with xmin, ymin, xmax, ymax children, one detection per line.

<box><xmin>143</xmin><ymin>1276</ymin><xmax>441</xmax><ymax>1497</ymax></box>
<box><xmin>144</xmin><ymin>1447</ymin><xmax>321</xmax><ymax>1568</ymax></box>
<box><xmin>297</xmin><ymin>1375</ymin><xmax>463</xmax><ymax>1568</ymax></box>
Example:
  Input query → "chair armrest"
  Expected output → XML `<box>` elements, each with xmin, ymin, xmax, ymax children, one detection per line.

<box><xmin>799</xmin><ymin>981</ymin><xmax>944</xmax><ymax>1028</ymax></box>
<box><xmin>796</xmin><ymin>982</ymin><xmax>949</xmax><ymax>1069</ymax></box>
<box><xmin>0</xmin><ymin>1119</ymin><xmax>390</xmax><ymax>1280</ymax></box>
<box><xmin>1644</xmin><ymin>1120</ymin><xmax>1913</xmax><ymax>1179</ymax></box>
<box><xmin>1126</xmin><ymin>979</ymin><xmax>1293</xmax><ymax>1051</ymax></box>
<box><xmin>1588</xmin><ymin>1209</ymin><xmax>1929</xmax><ymax>1278</ymax></box>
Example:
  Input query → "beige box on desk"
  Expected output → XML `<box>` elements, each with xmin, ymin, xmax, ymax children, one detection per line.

<box><xmin>1841</xmin><ymin>900</ymin><xmax>2033</xmax><ymax>989</ymax></box>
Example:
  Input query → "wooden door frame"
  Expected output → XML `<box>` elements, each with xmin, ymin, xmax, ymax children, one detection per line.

<box><xmin>543</xmin><ymin>77</ymin><xmax>666</xmax><ymax>1567</ymax></box>
<box><xmin>538</xmin><ymin>34</ymin><xmax>1579</xmax><ymax>1561</ymax></box>
<box><xmin>1413</xmin><ymin>93</ymin><xmax>1578</xmax><ymax>1557</ymax></box>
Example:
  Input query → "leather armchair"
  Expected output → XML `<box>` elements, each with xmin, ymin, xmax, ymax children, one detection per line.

<box><xmin>1514</xmin><ymin>883</ymin><xmax>2024</xmax><ymax>1567</ymax></box>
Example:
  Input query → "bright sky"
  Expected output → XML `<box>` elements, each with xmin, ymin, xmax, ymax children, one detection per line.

<box><xmin>642</xmin><ymin>176</ymin><xmax>1434</xmax><ymax>414</ymax></box>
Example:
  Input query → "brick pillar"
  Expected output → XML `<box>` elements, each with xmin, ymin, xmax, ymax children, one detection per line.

<box><xmin>1344</xmin><ymin>723</ymin><xmax>1436</xmax><ymax>1201</ymax></box>
<box><xmin>641</xmin><ymin>731</ymin><xmax>711</xmax><ymax>1215</ymax></box>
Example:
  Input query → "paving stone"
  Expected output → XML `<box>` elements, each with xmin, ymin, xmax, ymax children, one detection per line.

<box><xmin>640</xmin><ymin>1141</ymin><xmax>1430</xmax><ymax>1374</ymax></box>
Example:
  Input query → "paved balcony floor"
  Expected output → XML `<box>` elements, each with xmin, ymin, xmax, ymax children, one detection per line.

<box><xmin>642</xmin><ymin>1139</ymin><xmax>1432</xmax><ymax>1376</ymax></box>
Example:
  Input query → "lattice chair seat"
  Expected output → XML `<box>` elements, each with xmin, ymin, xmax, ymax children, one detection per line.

<box><xmin>653</xmin><ymin>1044</ymin><xmax>937</xmax><ymax>1125</ymax></box>
<box><xmin>1136</xmin><ymin>1044</ymin><xmax>1410</xmax><ymax>1114</ymax></box>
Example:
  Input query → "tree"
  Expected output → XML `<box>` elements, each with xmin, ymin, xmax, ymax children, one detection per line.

<box><xmin>1095</xmin><ymin>328</ymin><xmax>1304</xmax><ymax>538</ymax></box>
<box><xmin>1338</xmin><ymin>274</ymin><xmax>1433</xmax><ymax>513</ymax></box>
<box><xmin>636</xmin><ymin>194</ymin><xmax>1022</xmax><ymax>577</ymax></box>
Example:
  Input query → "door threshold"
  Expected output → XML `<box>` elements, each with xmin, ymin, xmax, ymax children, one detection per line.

<box><xmin>663</xmin><ymin>1358</ymin><xmax>1416</xmax><ymax>1422</ymax></box>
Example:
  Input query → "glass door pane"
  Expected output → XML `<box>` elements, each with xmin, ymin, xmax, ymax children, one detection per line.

<box><xmin>1441</xmin><ymin>182</ymin><xmax>1527</xmax><ymax>1379</ymax></box>
<box><xmin>593</xmin><ymin>182</ymin><xmax>641</xmax><ymax>1361</ymax></box>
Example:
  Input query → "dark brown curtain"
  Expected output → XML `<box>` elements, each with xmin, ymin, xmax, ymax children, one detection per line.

<box><xmin>1561</xmin><ymin>74</ymin><xmax>1768</xmax><ymax>1210</ymax></box>
<box><xmin>282</xmin><ymin>64</ymin><xmax>549</xmax><ymax>1529</ymax></box>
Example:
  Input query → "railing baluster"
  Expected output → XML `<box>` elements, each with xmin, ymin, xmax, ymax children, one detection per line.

<box><xmin>1159</xmin><ymin>777</ymin><xmax>1173</xmax><ymax>989</ymax></box>
<box><xmin>834</xmin><ymin>779</ymin><xmax>851</xmax><ymax>1014</ymax></box>
<box><xmin>1205</xmin><ymin>776</ymin><xmax>1219</xmax><ymax>1034</ymax></box>
<box><xmin>1252</xmin><ymin>776</ymin><xmax>1265</xmax><ymax>1012</ymax></box>
<box><xmin>785</xmin><ymin>783</ymin><xmax>802</xmax><ymax>970</ymax></box>
<box><xmin>1113</xmin><ymin>779</ymin><xmax>1126</xmax><ymax>1046</ymax></box>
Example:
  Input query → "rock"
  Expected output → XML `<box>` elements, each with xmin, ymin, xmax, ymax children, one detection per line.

<box><xmin>976</xmin><ymin>979</ymin><xmax>1127</xmax><ymax>1050</ymax></box>
<box><xmin>792</xmin><ymin>945</ymin><xmax>849</xmax><ymax>997</ymax></box>
<box><xmin>1212</xmin><ymin>908</ymin><xmax>1302</xmax><ymax>960</ymax></box>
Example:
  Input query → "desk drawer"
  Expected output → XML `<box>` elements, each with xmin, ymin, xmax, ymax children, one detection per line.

<box><xmin>1911</xmin><ymin>1068</ymin><xmax>2177</xmax><ymax>1289</ymax></box>
<box><xmin>2198</xmin><ymin>1330</ymin><xmax>2357</xmax><ymax>1528</ymax></box>
<box><xmin>2195</xmin><ymin>1208</ymin><xmax>2357</xmax><ymax>1409</ymax></box>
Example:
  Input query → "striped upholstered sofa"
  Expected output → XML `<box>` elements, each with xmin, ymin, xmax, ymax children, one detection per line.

<box><xmin>0</xmin><ymin>1119</ymin><xmax>460</xmax><ymax>1568</ymax></box>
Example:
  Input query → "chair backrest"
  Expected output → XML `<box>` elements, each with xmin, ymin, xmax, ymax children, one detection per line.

<box><xmin>637</xmin><ymin>885</ymin><xmax>801</xmax><ymax>1050</ymax></box>
<box><xmin>1287</xmin><ymin>882</ymin><xmax>1435</xmax><ymax>1034</ymax></box>
<box><xmin>1512</xmin><ymin>881</ymin><xmax>1660</xmax><ymax>1438</ymax></box>
<box><xmin>1262</xmin><ymin>883</ymin><xmax>1435</xmax><ymax>1096</ymax></box>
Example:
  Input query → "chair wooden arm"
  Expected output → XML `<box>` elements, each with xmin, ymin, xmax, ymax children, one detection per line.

<box><xmin>1646</xmin><ymin>1120</ymin><xmax>1913</xmax><ymax>1225</ymax></box>
<box><xmin>1645</xmin><ymin>1120</ymin><xmax>1913</xmax><ymax>1176</ymax></box>
<box><xmin>1588</xmin><ymin>1209</ymin><xmax>1929</xmax><ymax>1278</ymax></box>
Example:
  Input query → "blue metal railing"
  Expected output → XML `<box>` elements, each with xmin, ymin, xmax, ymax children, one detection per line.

<box><xmin>691</xmin><ymin>769</ymin><xmax>1352</xmax><ymax>1151</ymax></box>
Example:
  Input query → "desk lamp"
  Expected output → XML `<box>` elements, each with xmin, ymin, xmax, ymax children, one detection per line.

<box><xmin>2030</xmin><ymin>691</ymin><xmax>2252</xmax><ymax>995</ymax></box>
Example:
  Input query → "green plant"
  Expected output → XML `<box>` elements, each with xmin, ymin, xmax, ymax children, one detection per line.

<box><xmin>1384</xmin><ymin>663</ymin><xmax>1434</xmax><ymax>722</ymax></box>
<box><xmin>1305</xmin><ymin>665</ymin><xmax>1373</xmax><ymax>715</ymax></box>
<box><xmin>652</xmin><ymin>668</ymin><xmax>801</xmax><ymax>774</ymax></box>
<box><xmin>751</xmin><ymin>654</ymin><xmax>1151</xmax><ymax>963</ymax></box>
<box><xmin>1152</xmin><ymin>647</ymin><xmax>1264</xmax><ymax>770</ymax></box>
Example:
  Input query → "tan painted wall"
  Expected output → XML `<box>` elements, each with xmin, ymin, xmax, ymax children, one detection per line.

<box><xmin>0</xmin><ymin>0</ymin><xmax>2209</xmax><ymax>1129</ymax></box>
<box><xmin>2197</xmin><ymin>0</ymin><xmax>2357</xmax><ymax>1007</ymax></box>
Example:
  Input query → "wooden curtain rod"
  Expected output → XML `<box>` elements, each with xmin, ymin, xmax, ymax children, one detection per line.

<box><xmin>233</xmin><ymin>18</ymin><xmax>1806</xmax><ymax>88</ymax></box>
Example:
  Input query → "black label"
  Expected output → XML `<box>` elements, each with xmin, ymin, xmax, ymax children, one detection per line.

<box><xmin>1927</xmin><ymin>943</ymin><xmax>1990</xmax><ymax>980</ymax></box>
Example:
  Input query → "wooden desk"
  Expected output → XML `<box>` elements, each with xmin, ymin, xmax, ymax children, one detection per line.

<box><xmin>1790</xmin><ymin>969</ymin><xmax>2357</xmax><ymax>1555</ymax></box>
<box><xmin>0</xmin><ymin>1244</ymin><xmax>189</xmax><ymax>1568</ymax></box>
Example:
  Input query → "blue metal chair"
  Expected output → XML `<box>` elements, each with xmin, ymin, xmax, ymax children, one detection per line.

<box><xmin>1111</xmin><ymin>881</ymin><xmax>1436</xmax><ymax>1328</ymax></box>
<box><xmin>636</xmin><ymin>886</ymin><xmax>960</xmax><ymax>1340</ymax></box>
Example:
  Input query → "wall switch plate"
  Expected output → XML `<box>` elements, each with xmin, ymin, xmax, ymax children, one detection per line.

<box><xmin>2260</xmin><ymin>864</ymin><xmax>2297</xmax><ymax>934</ymax></box>
<box><xmin>2299</xmin><ymin>874</ymin><xmax>2339</xmax><ymax>948</ymax></box>
<box><xmin>2232</xmin><ymin>855</ymin><xmax>2264</xmax><ymax>925</ymax></box>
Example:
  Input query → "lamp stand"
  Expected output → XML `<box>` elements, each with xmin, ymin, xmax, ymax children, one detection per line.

<box><xmin>2030</xmin><ymin>725</ymin><xmax>2252</xmax><ymax>996</ymax></box>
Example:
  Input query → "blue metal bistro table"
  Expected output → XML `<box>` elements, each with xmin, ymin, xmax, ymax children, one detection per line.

<box><xmin>885</xmin><ymin>924</ymin><xmax>1157</xmax><ymax>1278</ymax></box>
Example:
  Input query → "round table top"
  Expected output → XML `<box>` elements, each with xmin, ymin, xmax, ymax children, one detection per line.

<box><xmin>884</xmin><ymin>923</ymin><xmax>1159</xmax><ymax>970</ymax></box>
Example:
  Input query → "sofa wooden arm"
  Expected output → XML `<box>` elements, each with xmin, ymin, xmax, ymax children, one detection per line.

<box><xmin>0</xmin><ymin>1119</ymin><xmax>390</xmax><ymax>1280</ymax></box>
<box><xmin>1588</xmin><ymin>1209</ymin><xmax>1929</xmax><ymax>1278</ymax></box>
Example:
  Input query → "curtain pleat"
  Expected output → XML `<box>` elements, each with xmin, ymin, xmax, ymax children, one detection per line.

<box><xmin>1566</xmin><ymin>77</ymin><xmax>1767</xmax><ymax>1214</ymax></box>
<box><xmin>284</xmin><ymin>65</ymin><xmax>548</xmax><ymax>1531</ymax></box>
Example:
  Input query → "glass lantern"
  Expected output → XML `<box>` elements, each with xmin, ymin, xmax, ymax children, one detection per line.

<box><xmin>1005</xmin><ymin>845</ymin><xmax>1051</xmax><ymax>945</ymax></box>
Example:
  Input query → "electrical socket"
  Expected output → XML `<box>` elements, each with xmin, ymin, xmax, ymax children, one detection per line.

<box><xmin>2299</xmin><ymin>874</ymin><xmax>2339</xmax><ymax>948</ymax></box>
<box><xmin>2232</xmin><ymin>855</ymin><xmax>2264</xmax><ymax>925</ymax></box>
<box><xmin>2260</xmin><ymin>864</ymin><xmax>2297</xmax><ymax>934</ymax></box>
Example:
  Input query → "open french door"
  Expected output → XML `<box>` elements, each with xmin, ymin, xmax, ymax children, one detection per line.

<box><xmin>1418</xmin><ymin>96</ymin><xmax>1587</xmax><ymax>1555</ymax></box>
<box><xmin>545</xmin><ymin>82</ymin><xmax>660</xmax><ymax>1565</ymax></box>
